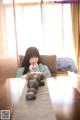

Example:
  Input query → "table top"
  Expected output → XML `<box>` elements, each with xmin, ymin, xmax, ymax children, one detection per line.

<box><xmin>0</xmin><ymin>73</ymin><xmax>80</xmax><ymax>120</ymax></box>
<box><xmin>0</xmin><ymin>78</ymin><xmax>26</xmax><ymax>119</ymax></box>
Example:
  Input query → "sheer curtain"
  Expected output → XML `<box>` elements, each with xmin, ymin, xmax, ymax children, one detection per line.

<box><xmin>71</xmin><ymin>3</ymin><xmax>79</xmax><ymax>67</ymax></box>
<box><xmin>15</xmin><ymin>3</ymin><xmax>63</xmax><ymax>56</ymax></box>
<box><xmin>0</xmin><ymin>0</ymin><xmax>18</xmax><ymax>69</ymax></box>
<box><xmin>0</xmin><ymin>0</ymin><xmax>78</xmax><ymax>66</ymax></box>
<box><xmin>0</xmin><ymin>0</ymin><xmax>17</xmax><ymax>57</ymax></box>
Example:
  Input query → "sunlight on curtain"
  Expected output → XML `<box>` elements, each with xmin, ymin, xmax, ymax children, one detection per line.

<box><xmin>43</xmin><ymin>4</ymin><xmax>63</xmax><ymax>56</ymax></box>
<box><xmin>0</xmin><ymin>0</ymin><xmax>18</xmax><ymax>72</ymax></box>
<box><xmin>15</xmin><ymin>0</ymin><xmax>41</xmax><ymax>2</ymax></box>
<box><xmin>5</xmin><ymin>8</ymin><xmax>17</xmax><ymax>56</ymax></box>
<box><xmin>14</xmin><ymin>3</ymin><xmax>64</xmax><ymax>56</ymax></box>
<box><xmin>63</xmin><ymin>4</ymin><xmax>76</xmax><ymax>63</ymax></box>
<box><xmin>1</xmin><ymin>0</ymin><xmax>76</xmax><ymax>61</ymax></box>
<box><xmin>1</xmin><ymin>0</ymin><xmax>17</xmax><ymax>57</ymax></box>
<box><xmin>3</xmin><ymin>0</ymin><xmax>41</xmax><ymax>3</ymax></box>
<box><xmin>15</xmin><ymin>6</ymin><xmax>43</xmax><ymax>55</ymax></box>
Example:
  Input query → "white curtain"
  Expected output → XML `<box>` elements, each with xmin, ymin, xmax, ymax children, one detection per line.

<box><xmin>15</xmin><ymin>4</ymin><xmax>63</xmax><ymax>56</ymax></box>
<box><xmin>1</xmin><ymin>0</ymin><xmax>76</xmax><ymax>62</ymax></box>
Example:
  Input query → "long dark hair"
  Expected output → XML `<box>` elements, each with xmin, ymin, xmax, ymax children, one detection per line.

<box><xmin>21</xmin><ymin>47</ymin><xmax>41</xmax><ymax>74</ymax></box>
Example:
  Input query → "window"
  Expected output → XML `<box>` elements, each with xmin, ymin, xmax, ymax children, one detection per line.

<box><xmin>1</xmin><ymin>0</ymin><xmax>75</xmax><ymax>60</ymax></box>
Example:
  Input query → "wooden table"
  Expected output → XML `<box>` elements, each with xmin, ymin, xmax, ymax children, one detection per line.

<box><xmin>0</xmin><ymin>78</ymin><xmax>26</xmax><ymax>120</ymax></box>
<box><xmin>0</xmin><ymin>73</ymin><xmax>80</xmax><ymax>120</ymax></box>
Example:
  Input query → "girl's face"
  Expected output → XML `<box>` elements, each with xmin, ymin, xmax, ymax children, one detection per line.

<box><xmin>29</xmin><ymin>57</ymin><xmax>39</xmax><ymax>65</ymax></box>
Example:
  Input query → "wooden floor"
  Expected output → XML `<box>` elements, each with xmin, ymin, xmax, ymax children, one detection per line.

<box><xmin>0</xmin><ymin>74</ymin><xmax>80</xmax><ymax>120</ymax></box>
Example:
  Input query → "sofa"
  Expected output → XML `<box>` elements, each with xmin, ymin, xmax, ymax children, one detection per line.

<box><xmin>18</xmin><ymin>55</ymin><xmax>77</xmax><ymax>77</ymax></box>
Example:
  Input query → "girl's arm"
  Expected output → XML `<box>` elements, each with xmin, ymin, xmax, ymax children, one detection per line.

<box><xmin>16</xmin><ymin>67</ymin><xmax>24</xmax><ymax>77</ymax></box>
<box><xmin>39</xmin><ymin>64</ymin><xmax>51</xmax><ymax>78</ymax></box>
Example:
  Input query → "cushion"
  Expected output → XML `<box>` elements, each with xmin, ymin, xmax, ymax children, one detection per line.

<box><xmin>19</xmin><ymin>55</ymin><xmax>56</xmax><ymax>74</ymax></box>
<box><xmin>56</xmin><ymin>57</ymin><xmax>77</xmax><ymax>73</ymax></box>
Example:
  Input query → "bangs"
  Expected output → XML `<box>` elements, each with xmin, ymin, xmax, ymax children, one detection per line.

<box><xmin>28</xmin><ymin>50</ymin><xmax>39</xmax><ymax>59</ymax></box>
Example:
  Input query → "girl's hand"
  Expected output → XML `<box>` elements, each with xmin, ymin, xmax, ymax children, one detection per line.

<box><xmin>29</xmin><ymin>63</ymin><xmax>38</xmax><ymax>71</ymax></box>
<box><xmin>33</xmin><ymin>63</ymin><xmax>38</xmax><ymax>68</ymax></box>
<box><xmin>29</xmin><ymin>64</ymin><xmax>34</xmax><ymax>71</ymax></box>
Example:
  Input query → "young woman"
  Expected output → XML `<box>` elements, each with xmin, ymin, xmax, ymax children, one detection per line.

<box><xmin>16</xmin><ymin>47</ymin><xmax>51</xmax><ymax>78</ymax></box>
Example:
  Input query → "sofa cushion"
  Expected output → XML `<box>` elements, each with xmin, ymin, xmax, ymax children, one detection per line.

<box><xmin>40</xmin><ymin>55</ymin><xmax>56</xmax><ymax>74</ymax></box>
